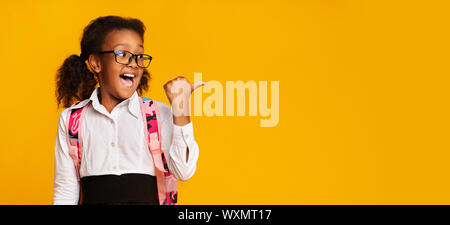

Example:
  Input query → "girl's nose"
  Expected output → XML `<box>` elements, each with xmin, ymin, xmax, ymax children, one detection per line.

<box><xmin>127</xmin><ymin>55</ymin><xmax>139</xmax><ymax>68</ymax></box>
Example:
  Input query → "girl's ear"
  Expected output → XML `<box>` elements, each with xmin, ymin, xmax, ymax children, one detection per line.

<box><xmin>88</xmin><ymin>54</ymin><xmax>102</xmax><ymax>74</ymax></box>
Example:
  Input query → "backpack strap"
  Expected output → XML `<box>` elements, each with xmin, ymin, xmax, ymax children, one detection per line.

<box><xmin>140</xmin><ymin>97</ymin><xmax>178</xmax><ymax>205</ymax></box>
<box><xmin>65</xmin><ymin>102</ymin><xmax>90</xmax><ymax>181</ymax></box>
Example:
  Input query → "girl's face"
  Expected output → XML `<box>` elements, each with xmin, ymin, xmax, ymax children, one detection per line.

<box><xmin>94</xmin><ymin>29</ymin><xmax>145</xmax><ymax>101</ymax></box>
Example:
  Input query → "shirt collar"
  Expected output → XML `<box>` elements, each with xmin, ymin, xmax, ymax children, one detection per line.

<box><xmin>127</xmin><ymin>91</ymin><xmax>141</xmax><ymax>118</ymax></box>
<box><xmin>71</xmin><ymin>87</ymin><xmax>140</xmax><ymax>118</ymax></box>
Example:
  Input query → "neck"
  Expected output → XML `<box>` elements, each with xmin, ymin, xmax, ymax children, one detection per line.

<box><xmin>98</xmin><ymin>88</ymin><xmax>124</xmax><ymax>114</ymax></box>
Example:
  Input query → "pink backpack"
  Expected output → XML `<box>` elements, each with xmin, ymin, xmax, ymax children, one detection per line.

<box><xmin>65</xmin><ymin>97</ymin><xmax>178</xmax><ymax>205</ymax></box>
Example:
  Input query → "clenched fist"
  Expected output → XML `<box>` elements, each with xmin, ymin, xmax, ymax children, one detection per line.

<box><xmin>163</xmin><ymin>76</ymin><xmax>206</xmax><ymax>125</ymax></box>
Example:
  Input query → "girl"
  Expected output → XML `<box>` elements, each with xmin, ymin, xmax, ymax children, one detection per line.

<box><xmin>53</xmin><ymin>16</ymin><xmax>204</xmax><ymax>205</ymax></box>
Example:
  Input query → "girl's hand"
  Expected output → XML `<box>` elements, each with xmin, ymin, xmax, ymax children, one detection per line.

<box><xmin>163</xmin><ymin>76</ymin><xmax>206</xmax><ymax>125</ymax></box>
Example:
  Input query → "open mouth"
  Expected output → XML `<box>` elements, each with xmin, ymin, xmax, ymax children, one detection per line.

<box><xmin>119</xmin><ymin>73</ymin><xmax>135</xmax><ymax>88</ymax></box>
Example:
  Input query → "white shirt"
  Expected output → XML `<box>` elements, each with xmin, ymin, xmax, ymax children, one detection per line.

<box><xmin>53</xmin><ymin>88</ymin><xmax>199</xmax><ymax>205</ymax></box>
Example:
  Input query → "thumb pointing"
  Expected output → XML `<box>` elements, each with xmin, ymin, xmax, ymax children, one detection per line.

<box><xmin>192</xmin><ymin>81</ymin><xmax>207</xmax><ymax>91</ymax></box>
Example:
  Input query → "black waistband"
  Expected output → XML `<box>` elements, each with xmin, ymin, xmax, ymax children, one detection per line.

<box><xmin>80</xmin><ymin>173</ymin><xmax>158</xmax><ymax>205</ymax></box>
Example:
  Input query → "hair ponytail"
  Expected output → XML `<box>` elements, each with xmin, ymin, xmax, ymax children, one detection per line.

<box><xmin>56</xmin><ymin>54</ymin><xmax>97</xmax><ymax>108</ymax></box>
<box><xmin>55</xmin><ymin>16</ymin><xmax>150</xmax><ymax>108</ymax></box>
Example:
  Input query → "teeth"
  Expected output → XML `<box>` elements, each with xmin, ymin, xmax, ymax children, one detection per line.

<box><xmin>122</xmin><ymin>73</ymin><xmax>135</xmax><ymax>78</ymax></box>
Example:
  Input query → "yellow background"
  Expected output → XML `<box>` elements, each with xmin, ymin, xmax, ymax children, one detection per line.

<box><xmin>1</xmin><ymin>0</ymin><xmax>450</xmax><ymax>204</ymax></box>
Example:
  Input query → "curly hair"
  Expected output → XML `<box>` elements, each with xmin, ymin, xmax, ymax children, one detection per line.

<box><xmin>56</xmin><ymin>16</ymin><xmax>151</xmax><ymax>108</ymax></box>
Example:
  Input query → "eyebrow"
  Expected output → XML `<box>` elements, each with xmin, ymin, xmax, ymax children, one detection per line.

<box><xmin>112</xmin><ymin>43</ymin><xmax>144</xmax><ymax>49</ymax></box>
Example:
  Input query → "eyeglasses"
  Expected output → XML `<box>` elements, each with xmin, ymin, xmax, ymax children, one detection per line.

<box><xmin>98</xmin><ymin>50</ymin><xmax>152</xmax><ymax>68</ymax></box>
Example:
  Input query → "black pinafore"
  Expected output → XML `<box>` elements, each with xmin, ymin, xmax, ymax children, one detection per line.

<box><xmin>80</xmin><ymin>173</ymin><xmax>159</xmax><ymax>205</ymax></box>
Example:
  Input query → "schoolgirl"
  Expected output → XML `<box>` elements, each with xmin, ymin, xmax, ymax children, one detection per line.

<box><xmin>53</xmin><ymin>16</ymin><xmax>203</xmax><ymax>205</ymax></box>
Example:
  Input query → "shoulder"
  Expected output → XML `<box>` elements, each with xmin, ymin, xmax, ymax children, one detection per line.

<box><xmin>156</xmin><ymin>101</ymin><xmax>173</xmax><ymax>125</ymax></box>
<box><xmin>142</xmin><ymin>99</ymin><xmax>172</xmax><ymax>124</ymax></box>
<box><xmin>141</xmin><ymin>97</ymin><xmax>171</xmax><ymax>114</ymax></box>
<box><xmin>156</xmin><ymin>101</ymin><xmax>172</xmax><ymax>117</ymax></box>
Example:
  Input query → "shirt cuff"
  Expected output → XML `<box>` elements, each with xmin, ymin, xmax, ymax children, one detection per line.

<box><xmin>172</xmin><ymin>121</ymin><xmax>195</xmax><ymax>147</ymax></box>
